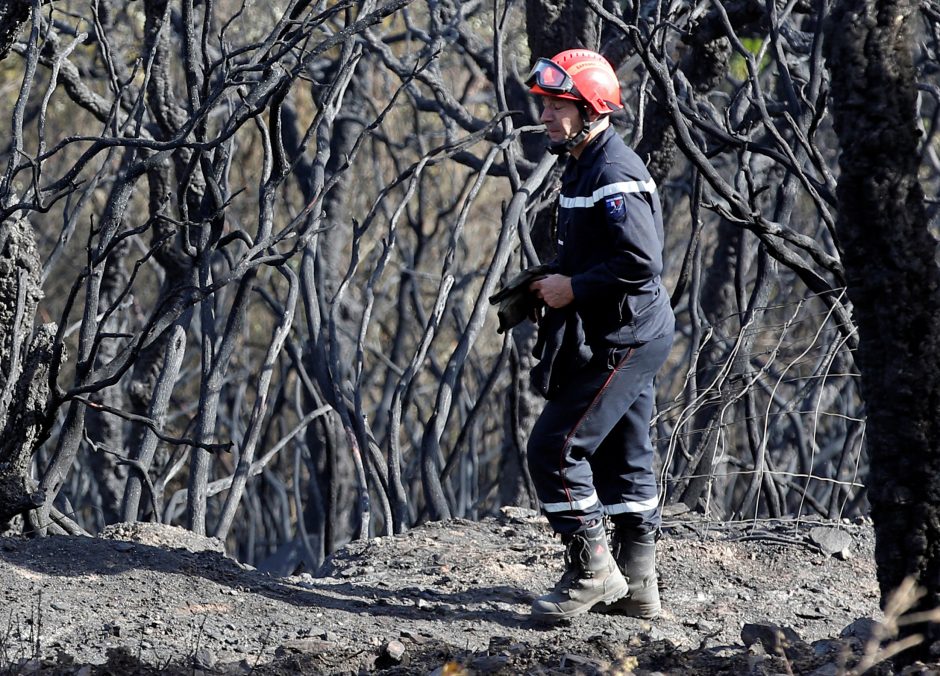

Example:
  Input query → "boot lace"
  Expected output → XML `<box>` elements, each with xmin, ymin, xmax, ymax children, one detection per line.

<box><xmin>552</xmin><ymin>532</ymin><xmax>596</xmax><ymax>596</ymax></box>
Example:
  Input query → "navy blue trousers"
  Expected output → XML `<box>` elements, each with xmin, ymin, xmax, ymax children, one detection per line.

<box><xmin>526</xmin><ymin>332</ymin><xmax>673</xmax><ymax>535</ymax></box>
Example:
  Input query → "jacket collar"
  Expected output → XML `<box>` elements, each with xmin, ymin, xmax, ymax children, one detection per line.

<box><xmin>566</xmin><ymin>124</ymin><xmax>616</xmax><ymax>175</ymax></box>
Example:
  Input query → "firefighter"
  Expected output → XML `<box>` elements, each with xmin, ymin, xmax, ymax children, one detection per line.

<box><xmin>524</xmin><ymin>49</ymin><xmax>675</xmax><ymax>622</ymax></box>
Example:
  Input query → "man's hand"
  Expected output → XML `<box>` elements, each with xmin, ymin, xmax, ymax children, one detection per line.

<box><xmin>529</xmin><ymin>274</ymin><xmax>574</xmax><ymax>309</ymax></box>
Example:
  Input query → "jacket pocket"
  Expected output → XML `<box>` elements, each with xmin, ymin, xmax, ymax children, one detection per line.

<box><xmin>627</xmin><ymin>288</ymin><xmax>660</xmax><ymax>319</ymax></box>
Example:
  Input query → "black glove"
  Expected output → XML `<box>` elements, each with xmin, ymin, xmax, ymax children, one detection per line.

<box><xmin>488</xmin><ymin>264</ymin><xmax>551</xmax><ymax>334</ymax></box>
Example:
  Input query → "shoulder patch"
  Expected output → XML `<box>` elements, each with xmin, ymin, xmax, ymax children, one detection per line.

<box><xmin>604</xmin><ymin>193</ymin><xmax>626</xmax><ymax>220</ymax></box>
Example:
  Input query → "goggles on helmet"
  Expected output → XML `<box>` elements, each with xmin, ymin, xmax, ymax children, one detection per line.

<box><xmin>526</xmin><ymin>58</ymin><xmax>582</xmax><ymax>99</ymax></box>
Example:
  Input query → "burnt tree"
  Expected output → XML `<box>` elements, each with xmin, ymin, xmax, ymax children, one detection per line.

<box><xmin>4</xmin><ymin>0</ymin><xmax>936</xmax><ymax>596</ymax></box>
<box><xmin>0</xmin><ymin>216</ymin><xmax>56</xmax><ymax>529</ymax></box>
<box><xmin>826</xmin><ymin>0</ymin><xmax>940</xmax><ymax>663</ymax></box>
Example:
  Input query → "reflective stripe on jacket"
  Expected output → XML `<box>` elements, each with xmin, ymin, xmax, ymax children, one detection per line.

<box><xmin>553</xmin><ymin>126</ymin><xmax>674</xmax><ymax>348</ymax></box>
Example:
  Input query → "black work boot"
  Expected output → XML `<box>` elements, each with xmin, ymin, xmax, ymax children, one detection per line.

<box><xmin>596</xmin><ymin>527</ymin><xmax>661</xmax><ymax>618</ymax></box>
<box><xmin>530</xmin><ymin>521</ymin><xmax>628</xmax><ymax>622</ymax></box>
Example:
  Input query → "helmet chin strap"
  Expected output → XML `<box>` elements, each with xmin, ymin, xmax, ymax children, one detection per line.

<box><xmin>548</xmin><ymin>105</ymin><xmax>603</xmax><ymax>155</ymax></box>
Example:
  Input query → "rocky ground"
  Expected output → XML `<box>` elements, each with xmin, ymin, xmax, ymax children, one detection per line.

<box><xmin>0</xmin><ymin>507</ymin><xmax>930</xmax><ymax>675</ymax></box>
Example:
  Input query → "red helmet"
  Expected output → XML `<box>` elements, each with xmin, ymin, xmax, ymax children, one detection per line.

<box><xmin>526</xmin><ymin>49</ymin><xmax>622</xmax><ymax>116</ymax></box>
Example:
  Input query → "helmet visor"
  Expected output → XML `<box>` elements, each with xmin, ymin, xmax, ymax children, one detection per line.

<box><xmin>526</xmin><ymin>58</ymin><xmax>581</xmax><ymax>98</ymax></box>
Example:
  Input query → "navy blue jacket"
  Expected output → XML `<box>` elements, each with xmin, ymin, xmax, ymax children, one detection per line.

<box><xmin>550</xmin><ymin>126</ymin><xmax>674</xmax><ymax>349</ymax></box>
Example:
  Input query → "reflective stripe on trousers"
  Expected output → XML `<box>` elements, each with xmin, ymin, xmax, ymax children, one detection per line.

<box><xmin>527</xmin><ymin>332</ymin><xmax>673</xmax><ymax>535</ymax></box>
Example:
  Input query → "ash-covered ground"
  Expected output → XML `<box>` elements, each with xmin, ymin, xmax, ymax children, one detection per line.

<box><xmin>0</xmin><ymin>508</ymin><xmax>922</xmax><ymax>674</ymax></box>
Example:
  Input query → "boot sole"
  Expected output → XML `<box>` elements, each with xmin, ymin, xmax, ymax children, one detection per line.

<box><xmin>592</xmin><ymin>589</ymin><xmax>661</xmax><ymax>619</ymax></box>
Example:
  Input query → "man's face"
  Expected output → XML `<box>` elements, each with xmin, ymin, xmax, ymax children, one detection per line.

<box><xmin>539</xmin><ymin>96</ymin><xmax>583</xmax><ymax>144</ymax></box>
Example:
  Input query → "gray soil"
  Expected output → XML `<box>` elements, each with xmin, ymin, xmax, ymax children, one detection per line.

<box><xmin>0</xmin><ymin>507</ymin><xmax>921</xmax><ymax>675</ymax></box>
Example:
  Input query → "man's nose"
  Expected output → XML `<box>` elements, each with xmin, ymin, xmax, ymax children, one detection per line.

<box><xmin>540</xmin><ymin>107</ymin><xmax>552</xmax><ymax>124</ymax></box>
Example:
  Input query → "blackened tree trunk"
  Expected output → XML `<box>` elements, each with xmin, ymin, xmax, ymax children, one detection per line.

<box><xmin>0</xmin><ymin>215</ymin><xmax>56</xmax><ymax>528</ymax></box>
<box><xmin>85</xmin><ymin>241</ymin><xmax>130</xmax><ymax>527</ymax></box>
<box><xmin>526</xmin><ymin>0</ymin><xmax>605</xmax><ymax>56</ymax></box>
<box><xmin>826</xmin><ymin>0</ymin><xmax>940</xmax><ymax>662</ymax></box>
<box><xmin>0</xmin><ymin>0</ymin><xmax>29</xmax><ymax>62</ymax></box>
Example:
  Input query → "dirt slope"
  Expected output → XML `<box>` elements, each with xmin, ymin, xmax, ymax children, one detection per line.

<box><xmin>0</xmin><ymin>508</ymin><xmax>911</xmax><ymax>675</ymax></box>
